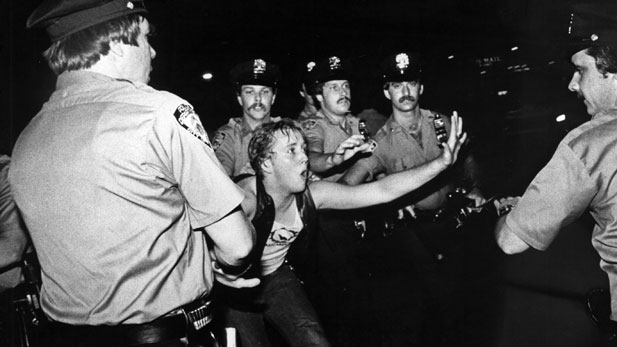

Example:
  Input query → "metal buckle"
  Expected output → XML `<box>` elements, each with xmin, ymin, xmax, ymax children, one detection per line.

<box><xmin>184</xmin><ymin>300</ymin><xmax>213</xmax><ymax>331</ymax></box>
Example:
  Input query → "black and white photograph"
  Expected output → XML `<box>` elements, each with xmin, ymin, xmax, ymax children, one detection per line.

<box><xmin>1</xmin><ymin>0</ymin><xmax>616</xmax><ymax>346</ymax></box>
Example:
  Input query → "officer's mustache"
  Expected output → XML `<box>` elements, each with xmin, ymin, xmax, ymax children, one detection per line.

<box><xmin>249</xmin><ymin>103</ymin><xmax>266</xmax><ymax>110</ymax></box>
<box><xmin>399</xmin><ymin>96</ymin><xmax>416</xmax><ymax>103</ymax></box>
<box><xmin>337</xmin><ymin>97</ymin><xmax>351</xmax><ymax>104</ymax></box>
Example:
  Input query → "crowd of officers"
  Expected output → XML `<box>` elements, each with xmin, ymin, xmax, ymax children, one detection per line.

<box><xmin>210</xmin><ymin>53</ymin><xmax>486</xmax><ymax>347</ymax></box>
<box><xmin>4</xmin><ymin>0</ymin><xmax>617</xmax><ymax>347</ymax></box>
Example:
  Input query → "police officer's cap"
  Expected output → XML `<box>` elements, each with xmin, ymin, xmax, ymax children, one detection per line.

<box><xmin>301</xmin><ymin>60</ymin><xmax>317</xmax><ymax>88</ymax></box>
<box><xmin>230</xmin><ymin>59</ymin><xmax>281</xmax><ymax>89</ymax></box>
<box><xmin>567</xmin><ymin>2</ymin><xmax>617</xmax><ymax>53</ymax></box>
<box><xmin>380</xmin><ymin>52</ymin><xmax>422</xmax><ymax>83</ymax></box>
<box><xmin>27</xmin><ymin>0</ymin><xmax>148</xmax><ymax>42</ymax></box>
<box><xmin>310</xmin><ymin>56</ymin><xmax>351</xmax><ymax>87</ymax></box>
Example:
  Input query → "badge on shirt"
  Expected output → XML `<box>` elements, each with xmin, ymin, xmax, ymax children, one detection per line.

<box><xmin>212</xmin><ymin>131</ymin><xmax>226</xmax><ymax>151</ymax></box>
<box><xmin>302</xmin><ymin>120</ymin><xmax>317</xmax><ymax>131</ymax></box>
<box><xmin>174</xmin><ymin>104</ymin><xmax>211</xmax><ymax>147</ymax></box>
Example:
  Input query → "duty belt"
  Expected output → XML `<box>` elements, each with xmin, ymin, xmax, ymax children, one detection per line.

<box><xmin>50</xmin><ymin>294</ymin><xmax>215</xmax><ymax>346</ymax></box>
<box><xmin>353</xmin><ymin>208</ymin><xmax>449</xmax><ymax>239</ymax></box>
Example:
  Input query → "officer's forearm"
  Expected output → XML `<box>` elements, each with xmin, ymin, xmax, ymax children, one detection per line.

<box><xmin>0</xmin><ymin>227</ymin><xmax>28</xmax><ymax>269</ymax></box>
<box><xmin>338</xmin><ymin>163</ymin><xmax>370</xmax><ymax>186</ymax></box>
<box><xmin>206</xmin><ymin>207</ymin><xmax>255</xmax><ymax>267</ymax></box>
<box><xmin>494</xmin><ymin>215</ymin><xmax>530</xmax><ymax>254</ymax></box>
<box><xmin>308</xmin><ymin>151</ymin><xmax>336</xmax><ymax>173</ymax></box>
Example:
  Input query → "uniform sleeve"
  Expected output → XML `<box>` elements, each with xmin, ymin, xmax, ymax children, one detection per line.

<box><xmin>0</xmin><ymin>156</ymin><xmax>28</xmax><ymax>279</ymax></box>
<box><xmin>302</xmin><ymin>119</ymin><xmax>326</xmax><ymax>153</ymax></box>
<box><xmin>0</xmin><ymin>158</ymin><xmax>22</xmax><ymax>234</ymax></box>
<box><xmin>150</xmin><ymin>104</ymin><xmax>244</xmax><ymax>229</ymax></box>
<box><xmin>212</xmin><ymin>126</ymin><xmax>235</xmax><ymax>176</ymax></box>
<box><xmin>503</xmin><ymin>142</ymin><xmax>596</xmax><ymax>250</ymax></box>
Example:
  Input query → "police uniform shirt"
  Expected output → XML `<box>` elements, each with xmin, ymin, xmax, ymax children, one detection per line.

<box><xmin>9</xmin><ymin>71</ymin><xmax>244</xmax><ymax>325</ymax></box>
<box><xmin>0</xmin><ymin>156</ymin><xmax>20</xmax><ymax>246</ymax></box>
<box><xmin>213</xmin><ymin>116</ymin><xmax>282</xmax><ymax>177</ymax></box>
<box><xmin>302</xmin><ymin>109</ymin><xmax>362</xmax><ymax>182</ymax></box>
<box><xmin>353</xmin><ymin>109</ymin><xmax>452</xmax><ymax>210</ymax></box>
<box><xmin>502</xmin><ymin>110</ymin><xmax>617</xmax><ymax>319</ymax></box>
<box><xmin>0</xmin><ymin>155</ymin><xmax>23</xmax><ymax>291</ymax></box>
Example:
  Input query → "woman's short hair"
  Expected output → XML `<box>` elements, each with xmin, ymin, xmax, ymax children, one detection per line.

<box><xmin>43</xmin><ymin>14</ymin><xmax>144</xmax><ymax>75</ymax></box>
<box><xmin>248</xmin><ymin>119</ymin><xmax>305</xmax><ymax>178</ymax></box>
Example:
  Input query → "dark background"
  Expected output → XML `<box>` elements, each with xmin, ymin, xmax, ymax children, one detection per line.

<box><xmin>2</xmin><ymin>0</ymin><xmax>590</xmax><ymax>197</ymax></box>
<box><xmin>0</xmin><ymin>1</ymin><xmax>611</xmax><ymax>345</ymax></box>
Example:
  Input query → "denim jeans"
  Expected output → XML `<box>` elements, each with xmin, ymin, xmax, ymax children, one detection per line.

<box><xmin>219</xmin><ymin>263</ymin><xmax>330</xmax><ymax>347</ymax></box>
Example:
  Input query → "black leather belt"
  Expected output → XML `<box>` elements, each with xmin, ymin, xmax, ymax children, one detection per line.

<box><xmin>50</xmin><ymin>295</ymin><xmax>214</xmax><ymax>346</ymax></box>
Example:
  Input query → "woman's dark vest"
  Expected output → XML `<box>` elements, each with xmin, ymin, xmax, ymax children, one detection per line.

<box><xmin>220</xmin><ymin>175</ymin><xmax>318</xmax><ymax>309</ymax></box>
<box><xmin>247</xmin><ymin>174</ymin><xmax>318</xmax><ymax>279</ymax></box>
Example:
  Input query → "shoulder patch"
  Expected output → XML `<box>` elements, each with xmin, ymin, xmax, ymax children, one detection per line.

<box><xmin>302</xmin><ymin>120</ymin><xmax>318</xmax><ymax>131</ymax></box>
<box><xmin>212</xmin><ymin>131</ymin><xmax>226</xmax><ymax>151</ymax></box>
<box><xmin>174</xmin><ymin>104</ymin><xmax>211</xmax><ymax>147</ymax></box>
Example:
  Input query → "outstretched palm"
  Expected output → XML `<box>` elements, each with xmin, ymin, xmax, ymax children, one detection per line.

<box><xmin>440</xmin><ymin>112</ymin><xmax>466</xmax><ymax>167</ymax></box>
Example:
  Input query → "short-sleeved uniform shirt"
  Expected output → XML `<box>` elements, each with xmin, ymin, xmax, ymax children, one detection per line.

<box><xmin>302</xmin><ymin>110</ymin><xmax>362</xmax><ymax>182</ymax></box>
<box><xmin>9</xmin><ymin>71</ymin><xmax>244</xmax><ymax>325</ymax></box>
<box><xmin>353</xmin><ymin>109</ymin><xmax>452</xmax><ymax>210</ymax></box>
<box><xmin>502</xmin><ymin>111</ymin><xmax>617</xmax><ymax>319</ymax></box>
<box><xmin>0</xmin><ymin>155</ymin><xmax>24</xmax><ymax>291</ymax></box>
<box><xmin>213</xmin><ymin>116</ymin><xmax>281</xmax><ymax>177</ymax></box>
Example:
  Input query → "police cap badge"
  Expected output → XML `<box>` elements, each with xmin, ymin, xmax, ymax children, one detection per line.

<box><xmin>380</xmin><ymin>52</ymin><xmax>422</xmax><ymax>83</ymax></box>
<box><xmin>229</xmin><ymin>59</ymin><xmax>281</xmax><ymax>89</ymax></box>
<box><xmin>309</xmin><ymin>56</ymin><xmax>351</xmax><ymax>91</ymax></box>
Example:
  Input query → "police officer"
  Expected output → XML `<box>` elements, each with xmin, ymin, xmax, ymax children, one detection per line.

<box><xmin>302</xmin><ymin>55</ymin><xmax>372</xmax><ymax>182</ymax></box>
<box><xmin>341</xmin><ymin>52</ymin><xmax>484</xmax><ymax>205</ymax></box>
<box><xmin>10</xmin><ymin>1</ymin><xmax>255</xmax><ymax>346</ymax></box>
<box><xmin>213</xmin><ymin>58</ymin><xmax>281</xmax><ymax>177</ymax></box>
<box><xmin>340</xmin><ymin>52</ymin><xmax>485</xmax><ymax>346</ymax></box>
<box><xmin>495</xmin><ymin>3</ymin><xmax>617</xmax><ymax>343</ymax></box>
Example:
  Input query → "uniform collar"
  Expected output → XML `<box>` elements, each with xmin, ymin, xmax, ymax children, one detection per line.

<box><xmin>230</xmin><ymin>116</ymin><xmax>281</xmax><ymax>137</ymax></box>
<box><xmin>384</xmin><ymin>108</ymin><xmax>431</xmax><ymax>133</ymax></box>
<box><xmin>57</xmin><ymin>70</ymin><xmax>114</xmax><ymax>88</ymax></box>
<box><xmin>317</xmin><ymin>109</ymin><xmax>353</xmax><ymax>127</ymax></box>
<box><xmin>56</xmin><ymin>70</ymin><xmax>147</xmax><ymax>90</ymax></box>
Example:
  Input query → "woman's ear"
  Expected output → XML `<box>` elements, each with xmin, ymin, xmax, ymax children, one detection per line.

<box><xmin>261</xmin><ymin>158</ymin><xmax>273</xmax><ymax>175</ymax></box>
